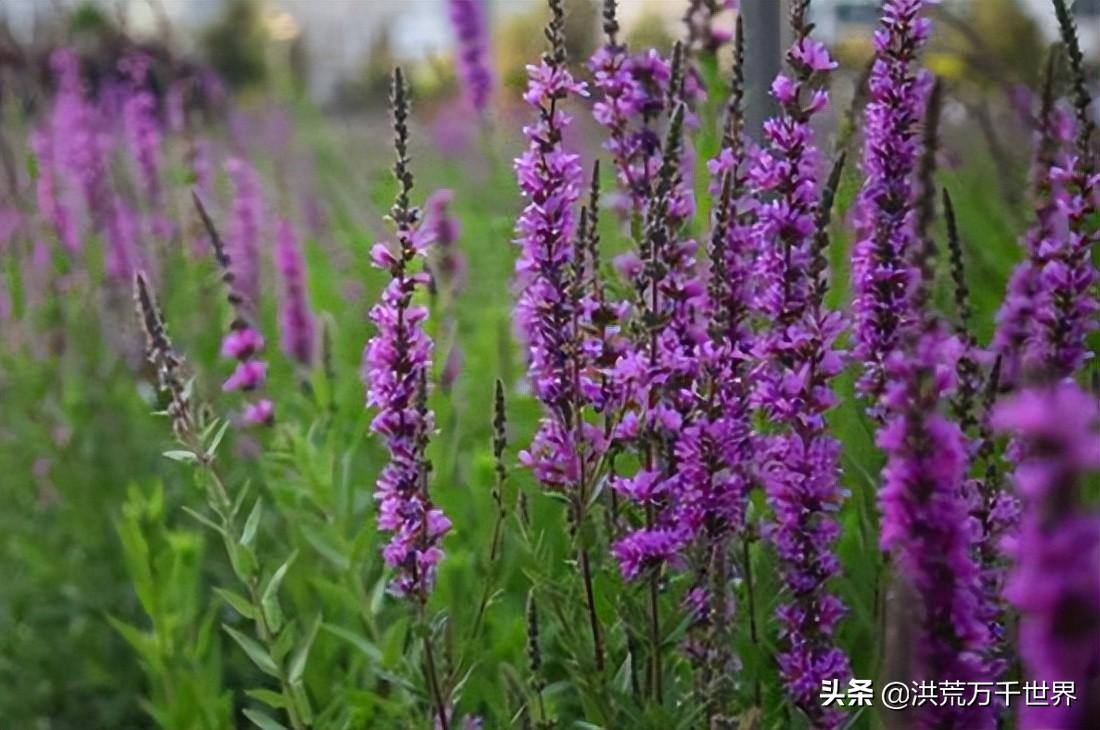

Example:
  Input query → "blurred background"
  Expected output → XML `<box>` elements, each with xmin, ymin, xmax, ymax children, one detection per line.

<box><xmin>2</xmin><ymin>0</ymin><xmax>1097</xmax><ymax>110</ymax></box>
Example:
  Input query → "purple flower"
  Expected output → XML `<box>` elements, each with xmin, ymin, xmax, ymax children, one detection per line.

<box><xmin>851</xmin><ymin>0</ymin><xmax>934</xmax><ymax>406</ymax></box>
<box><xmin>242</xmin><ymin>399</ymin><xmax>275</xmax><ymax>427</ymax></box>
<box><xmin>105</xmin><ymin>195</ymin><xmax>142</xmax><ymax>281</ymax></box>
<box><xmin>49</xmin><ymin>49</ymin><xmax>110</xmax><ymax>228</ymax></box>
<box><xmin>364</xmin><ymin>69</ymin><xmax>449</xmax><ymax>600</ymax></box>
<box><xmin>749</xmin><ymin>13</ymin><xmax>850</xmax><ymax>726</ymax></box>
<box><xmin>424</xmin><ymin>189</ymin><xmax>466</xmax><ymax>294</ymax></box>
<box><xmin>588</xmin><ymin>11</ymin><xmax>672</xmax><ymax>218</ymax></box>
<box><xmin>993</xmin><ymin>383</ymin><xmax>1100</xmax><ymax>730</ymax></box>
<box><xmin>612</xmin><ymin>527</ymin><xmax>686</xmax><ymax>581</ymax></box>
<box><xmin>119</xmin><ymin>53</ymin><xmax>163</xmax><ymax>209</ymax></box>
<box><xmin>878</xmin><ymin>324</ymin><xmax>995</xmax><ymax>729</ymax></box>
<box><xmin>223</xmin><ymin>360</ymin><xmax>267</xmax><ymax>392</ymax></box>
<box><xmin>512</xmin><ymin>4</ymin><xmax>589</xmax><ymax>457</ymax></box>
<box><xmin>29</xmin><ymin>127</ymin><xmax>79</xmax><ymax>253</ymax></box>
<box><xmin>447</xmin><ymin>0</ymin><xmax>494</xmax><ymax>113</ymax></box>
<box><xmin>221</xmin><ymin>327</ymin><xmax>266</xmax><ymax>360</ymax></box>
<box><xmin>225</xmin><ymin>157</ymin><xmax>264</xmax><ymax>310</ymax></box>
<box><xmin>275</xmin><ymin>219</ymin><xmax>316</xmax><ymax>366</ymax></box>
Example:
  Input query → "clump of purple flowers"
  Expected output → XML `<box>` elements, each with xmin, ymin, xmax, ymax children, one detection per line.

<box><xmin>447</xmin><ymin>0</ymin><xmax>494</xmax><ymax>114</ymax></box>
<box><xmin>363</xmin><ymin>68</ymin><xmax>450</xmax><ymax>600</ymax></box>
<box><xmin>994</xmin><ymin>382</ymin><xmax>1100</xmax><ymax>730</ymax></box>
<box><xmin>851</xmin><ymin>0</ymin><xmax>934</xmax><ymax>406</ymax></box>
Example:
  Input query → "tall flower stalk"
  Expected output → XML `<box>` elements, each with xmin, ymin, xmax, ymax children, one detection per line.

<box><xmin>749</xmin><ymin>4</ymin><xmax>850</xmax><ymax>726</ymax></box>
<box><xmin>194</xmin><ymin>193</ymin><xmax>275</xmax><ymax>428</ymax></box>
<box><xmin>994</xmin><ymin>383</ymin><xmax>1100</xmax><ymax>730</ymax></box>
<box><xmin>851</xmin><ymin>0</ymin><xmax>934</xmax><ymax>407</ymax></box>
<box><xmin>878</xmin><ymin>323</ymin><xmax>995</xmax><ymax>730</ymax></box>
<box><xmin>133</xmin><ymin>272</ymin><xmax>314</xmax><ymax>730</ymax></box>
<box><xmin>513</xmin><ymin>0</ymin><xmax>606</xmax><ymax>672</ymax></box>
<box><xmin>362</xmin><ymin>68</ymin><xmax>450</xmax><ymax>728</ymax></box>
<box><xmin>681</xmin><ymin>21</ymin><xmax>755</xmax><ymax>721</ymax></box>
<box><xmin>274</xmin><ymin>218</ymin><xmax>316</xmax><ymax>367</ymax></box>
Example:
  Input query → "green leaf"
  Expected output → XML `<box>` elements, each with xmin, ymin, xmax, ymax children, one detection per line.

<box><xmin>321</xmin><ymin>623</ymin><xmax>382</xmax><ymax>663</ymax></box>
<box><xmin>241</xmin><ymin>499</ymin><xmax>263</xmax><ymax>547</ymax></box>
<box><xmin>181</xmin><ymin>506</ymin><xmax>224</xmax><ymax>535</ymax></box>
<box><xmin>213</xmin><ymin>587</ymin><xmax>256</xmax><ymax>620</ymax></box>
<box><xmin>163</xmin><ymin>450</ymin><xmax>199</xmax><ymax>463</ymax></box>
<box><xmin>242</xmin><ymin>708</ymin><xmax>289</xmax><ymax>730</ymax></box>
<box><xmin>244</xmin><ymin>688</ymin><xmax>287</xmax><ymax>710</ymax></box>
<box><xmin>289</xmin><ymin>614</ymin><xmax>321</xmax><ymax>684</ymax></box>
<box><xmin>206</xmin><ymin>419</ymin><xmax>231</xmax><ymax>457</ymax></box>
<box><xmin>223</xmin><ymin>624</ymin><xmax>280</xmax><ymax>678</ymax></box>
<box><xmin>261</xmin><ymin>551</ymin><xmax>297</xmax><ymax>633</ymax></box>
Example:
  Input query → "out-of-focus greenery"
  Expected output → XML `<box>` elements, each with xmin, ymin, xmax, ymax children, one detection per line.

<box><xmin>203</xmin><ymin>0</ymin><xmax>268</xmax><ymax>89</ymax></box>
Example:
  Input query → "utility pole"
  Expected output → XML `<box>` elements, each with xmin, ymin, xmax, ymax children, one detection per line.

<box><xmin>742</xmin><ymin>0</ymin><xmax>784</xmax><ymax>138</ymax></box>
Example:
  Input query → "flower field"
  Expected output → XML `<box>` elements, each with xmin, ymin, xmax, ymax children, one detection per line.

<box><xmin>0</xmin><ymin>0</ymin><xmax>1097</xmax><ymax>728</ymax></box>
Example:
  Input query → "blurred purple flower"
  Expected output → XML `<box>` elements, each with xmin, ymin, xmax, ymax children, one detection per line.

<box><xmin>225</xmin><ymin>157</ymin><xmax>264</xmax><ymax>310</ymax></box>
<box><xmin>994</xmin><ymin>383</ymin><xmax>1100</xmax><ymax>730</ymax></box>
<box><xmin>879</xmin><ymin>324</ymin><xmax>995</xmax><ymax>730</ymax></box>
<box><xmin>275</xmin><ymin>218</ymin><xmax>316</xmax><ymax>366</ymax></box>
<box><xmin>447</xmin><ymin>0</ymin><xmax>494</xmax><ymax>113</ymax></box>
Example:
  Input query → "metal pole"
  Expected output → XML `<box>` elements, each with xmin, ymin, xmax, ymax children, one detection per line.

<box><xmin>742</xmin><ymin>0</ymin><xmax>784</xmax><ymax>138</ymax></box>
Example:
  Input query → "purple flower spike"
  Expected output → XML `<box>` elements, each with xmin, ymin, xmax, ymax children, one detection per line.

<box><xmin>447</xmin><ymin>0</ymin><xmax>494</xmax><ymax>113</ymax></box>
<box><xmin>879</xmin><ymin>324</ymin><xmax>996</xmax><ymax>730</ymax></box>
<box><xmin>994</xmin><ymin>383</ymin><xmax>1100</xmax><ymax>730</ymax></box>
<box><xmin>364</xmin><ymin>69</ymin><xmax>449</xmax><ymax>600</ymax></box>
<box><xmin>49</xmin><ymin>48</ymin><xmax>110</xmax><ymax>230</ymax></box>
<box><xmin>851</xmin><ymin>0</ymin><xmax>934</xmax><ymax>407</ymax></box>
<box><xmin>225</xmin><ymin>157</ymin><xmax>264</xmax><ymax>310</ymax></box>
<box><xmin>105</xmin><ymin>195</ymin><xmax>142</xmax><ymax>281</ymax></box>
<box><xmin>749</xmin><ymin>9</ymin><xmax>850</xmax><ymax>726</ymax></box>
<box><xmin>120</xmin><ymin>52</ymin><xmax>163</xmax><ymax>210</ymax></box>
<box><xmin>275</xmin><ymin>219</ymin><xmax>316</xmax><ymax>366</ymax></box>
<box><xmin>30</xmin><ymin>127</ymin><xmax>79</xmax><ymax>253</ymax></box>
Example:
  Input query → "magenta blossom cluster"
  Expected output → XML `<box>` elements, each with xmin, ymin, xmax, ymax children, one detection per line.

<box><xmin>447</xmin><ymin>0</ymin><xmax>494</xmax><ymax>113</ymax></box>
<box><xmin>993</xmin><ymin>101</ymin><xmax>1074</xmax><ymax>386</ymax></box>
<box><xmin>748</xmin><ymin>24</ymin><xmax>851</xmax><ymax>727</ymax></box>
<box><xmin>225</xmin><ymin>157</ymin><xmax>264</xmax><ymax>311</ymax></box>
<box><xmin>851</xmin><ymin>0</ymin><xmax>934</xmax><ymax>406</ymax></box>
<box><xmin>364</xmin><ymin>70</ymin><xmax>451</xmax><ymax>600</ymax></box>
<box><xmin>512</xmin><ymin>11</ymin><xmax>595</xmax><ymax>490</ymax></box>
<box><xmin>274</xmin><ymin>219</ymin><xmax>316</xmax><ymax>366</ymax></box>
<box><xmin>221</xmin><ymin>326</ymin><xmax>274</xmax><ymax>427</ymax></box>
<box><xmin>994</xmin><ymin>383</ymin><xmax>1100</xmax><ymax>730</ymax></box>
<box><xmin>878</xmin><ymin>325</ymin><xmax>995</xmax><ymax>729</ymax></box>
